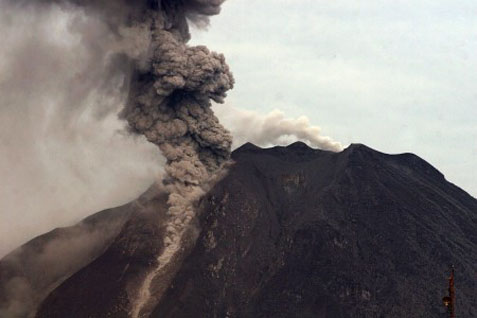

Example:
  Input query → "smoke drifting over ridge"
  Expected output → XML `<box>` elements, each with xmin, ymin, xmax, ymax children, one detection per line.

<box><xmin>215</xmin><ymin>105</ymin><xmax>343</xmax><ymax>152</ymax></box>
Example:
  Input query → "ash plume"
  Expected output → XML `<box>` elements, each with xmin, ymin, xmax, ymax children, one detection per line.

<box><xmin>3</xmin><ymin>0</ymin><xmax>233</xmax><ymax>315</ymax></box>
<box><xmin>118</xmin><ymin>2</ymin><xmax>234</xmax><ymax>315</ymax></box>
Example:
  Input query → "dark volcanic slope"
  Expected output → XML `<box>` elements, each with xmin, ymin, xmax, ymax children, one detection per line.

<box><xmin>0</xmin><ymin>185</ymin><xmax>161</xmax><ymax>318</ymax></box>
<box><xmin>35</xmin><ymin>187</ymin><xmax>169</xmax><ymax>318</ymax></box>
<box><xmin>0</xmin><ymin>202</ymin><xmax>132</xmax><ymax>318</ymax></box>
<box><xmin>152</xmin><ymin>142</ymin><xmax>477</xmax><ymax>318</ymax></box>
<box><xmin>31</xmin><ymin>142</ymin><xmax>477</xmax><ymax>317</ymax></box>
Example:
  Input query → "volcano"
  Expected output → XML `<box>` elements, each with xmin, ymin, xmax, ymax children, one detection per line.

<box><xmin>1</xmin><ymin>142</ymin><xmax>477</xmax><ymax>317</ymax></box>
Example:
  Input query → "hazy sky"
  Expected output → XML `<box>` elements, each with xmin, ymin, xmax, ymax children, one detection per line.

<box><xmin>193</xmin><ymin>0</ymin><xmax>477</xmax><ymax>197</ymax></box>
<box><xmin>1</xmin><ymin>0</ymin><xmax>476</xmax><ymax>256</ymax></box>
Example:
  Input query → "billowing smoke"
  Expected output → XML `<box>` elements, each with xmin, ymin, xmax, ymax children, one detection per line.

<box><xmin>0</xmin><ymin>0</ymin><xmax>164</xmax><ymax>258</ymax></box>
<box><xmin>215</xmin><ymin>104</ymin><xmax>343</xmax><ymax>152</ymax></box>
<box><xmin>3</xmin><ymin>0</ymin><xmax>233</xmax><ymax>316</ymax></box>
<box><xmin>116</xmin><ymin>2</ymin><xmax>234</xmax><ymax>315</ymax></box>
<box><xmin>122</xmin><ymin>1</ymin><xmax>234</xmax><ymax>253</ymax></box>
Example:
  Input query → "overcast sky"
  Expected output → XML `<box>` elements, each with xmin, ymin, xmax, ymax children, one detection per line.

<box><xmin>1</xmin><ymin>0</ymin><xmax>476</xmax><ymax>256</ymax></box>
<box><xmin>194</xmin><ymin>0</ymin><xmax>477</xmax><ymax>197</ymax></box>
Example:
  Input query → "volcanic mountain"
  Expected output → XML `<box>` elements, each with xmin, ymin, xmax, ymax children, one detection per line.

<box><xmin>1</xmin><ymin>142</ymin><xmax>477</xmax><ymax>317</ymax></box>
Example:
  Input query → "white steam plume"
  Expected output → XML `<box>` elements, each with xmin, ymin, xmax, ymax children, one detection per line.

<box><xmin>214</xmin><ymin>104</ymin><xmax>343</xmax><ymax>152</ymax></box>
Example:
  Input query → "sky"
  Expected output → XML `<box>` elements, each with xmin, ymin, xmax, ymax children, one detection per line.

<box><xmin>0</xmin><ymin>0</ymin><xmax>476</xmax><ymax>256</ymax></box>
<box><xmin>193</xmin><ymin>0</ymin><xmax>477</xmax><ymax>197</ymax></box>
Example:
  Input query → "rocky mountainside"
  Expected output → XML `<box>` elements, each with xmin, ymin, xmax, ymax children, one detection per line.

<box><xmin>2</xmin><ymin>142</ymin><xmax>477</xmax><ymax>317</ymax></box>
<box><xmin>153</xmin><ymin>142</ymin><xmax>477</xmax><ymax>318</ymax></box>
<box><xmin>0</xmin><ymin>186</ymin><xmax>164</xmax><ymax>318</ymax></box>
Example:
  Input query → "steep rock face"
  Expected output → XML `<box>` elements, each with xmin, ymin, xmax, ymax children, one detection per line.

<box><xmin>152</xmin><ymin>142</ymin><xmax>477</xmax><ymax>317</ymax></box>
<box><xmin>6</xmin><ymin>142</ymin><xmax>477</xmax><ymax>317</ymax></box>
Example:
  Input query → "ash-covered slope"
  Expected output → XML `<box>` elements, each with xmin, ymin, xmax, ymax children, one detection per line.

<box><xmin>152</xmin><ymin>142</ymin><xmax>477</xmax><ymax>318</ymax></box>
<box><xmin>0</xmin><ymin>204</ymin><xmax>132</xmax><ymax>318</ymax></box>
<box><xmin>0</xmin><ymin>185</ymin><xmax>162</xmax><ymax>318</ymax></box>
<box><xmin>12</xmin><ymin>142</ymin><xmax>477</xmax><ymax>317</ymax></box>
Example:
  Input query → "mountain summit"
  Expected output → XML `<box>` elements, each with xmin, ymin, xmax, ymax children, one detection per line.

<box><xmin>2</xmin><ymin>143</ymin><xmax>477</xmax><ymax>317</ymax></box>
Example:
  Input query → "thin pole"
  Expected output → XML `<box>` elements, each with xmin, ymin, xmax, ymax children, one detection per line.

<box><xmin>442</xmin><ymin>265</ymin><xmax>456</xmax><ymax>318</ymax></box>
<box><xmin>449</xmin><ymin>266</ymin><xmax>455</xmax><ymax>318</ymax></box>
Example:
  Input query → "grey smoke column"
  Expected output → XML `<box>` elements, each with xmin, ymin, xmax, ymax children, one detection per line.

<box><xmin>118</xmin><ymin>2</ymin><xmax>234</xmax><ymax>315</ymax></box>
<box><xmin>19</xmin><ymin>0</ymin><xmax>234</xmax><ymax>238</ymax></box>
<box><xmin>6</xmin><ymin>0</ymin><xmax>232</xmax><ymax>314</ymax></box>
<box><xmin>120</xmin><ymin>0</ymin><xmax>233</xmax><ymax>248</ymax></box>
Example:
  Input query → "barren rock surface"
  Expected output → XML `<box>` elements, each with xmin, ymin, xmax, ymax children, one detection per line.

<box><xmin>2</xmin><ymin>142</ymin><xmax>477</xmax><ymax>317</ymax></box>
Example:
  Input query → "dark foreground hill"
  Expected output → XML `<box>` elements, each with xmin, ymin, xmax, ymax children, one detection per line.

<box><xmin>2</xmin><ymin>142</ymin><xmax>477</xmax><ymax>317</ymax></box>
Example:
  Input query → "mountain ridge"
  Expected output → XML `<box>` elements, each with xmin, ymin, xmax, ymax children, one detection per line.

<box><xmin>1</xmin><ymin>142</ymin><xmax>476</xmax><ymax>317</ymax></box>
